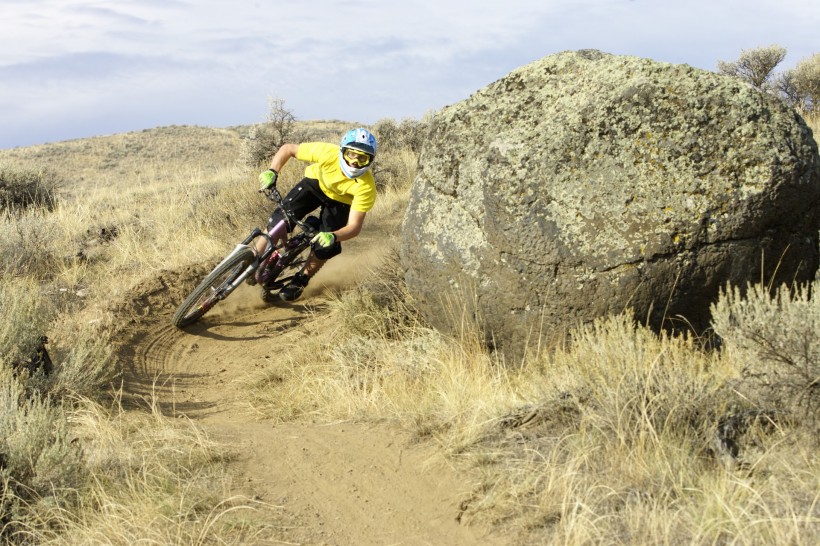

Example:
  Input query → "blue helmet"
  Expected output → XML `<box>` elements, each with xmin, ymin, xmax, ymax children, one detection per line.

<box><xmin>339</xmin><ymin>128</ymin><xmax>377</xmax><ymax>179</ymax></box>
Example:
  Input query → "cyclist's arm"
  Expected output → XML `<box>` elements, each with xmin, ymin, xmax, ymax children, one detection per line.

<box><xmin>333</xmin><ymin>210</ymin><xmax>366</xmax><ymax>242</ymax></box>
<box><xmin>268</xmin><ymin>143</ymin><xmax>299</xmax><ymax>172</ymax></box>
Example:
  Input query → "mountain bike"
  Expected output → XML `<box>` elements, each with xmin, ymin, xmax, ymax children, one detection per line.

<box><xmin>171</xmin><ymin>186</ymin><xmax>318</xmax><ymax>328</ymax></box>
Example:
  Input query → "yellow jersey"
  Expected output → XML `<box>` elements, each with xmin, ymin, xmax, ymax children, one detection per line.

<box><xmin>296</xmin><ymin>142</ymin><xmax>377</xmax><ymax>213</ymax></box>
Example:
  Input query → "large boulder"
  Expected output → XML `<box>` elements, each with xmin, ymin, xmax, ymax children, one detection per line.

<box><xmin>401</xmin><ymin>50</ymin><xmax>820</xmax><ymax>355</ymax></box>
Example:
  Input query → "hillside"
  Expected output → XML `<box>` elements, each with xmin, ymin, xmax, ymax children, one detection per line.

<box><xmin>0</xmin><ymin>120</ymin><xmax>354</xmax><ymax>195</ymax></box>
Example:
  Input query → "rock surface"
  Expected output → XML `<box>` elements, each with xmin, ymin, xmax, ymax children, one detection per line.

<box><xmin>401</xmin><ymin>50</ymin><xmax>820</xmax><ymax>356</ymax></box>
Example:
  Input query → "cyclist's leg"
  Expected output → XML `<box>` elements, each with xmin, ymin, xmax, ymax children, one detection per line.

<box><xmin>303</xmin><ymin>198</ymin><xmax>350</xmax><ymax>274</ymax></box>
<box><xmin>278</xmin><ymin>193</ymin><xmax>350</xmax><ymax>301</ymax></box>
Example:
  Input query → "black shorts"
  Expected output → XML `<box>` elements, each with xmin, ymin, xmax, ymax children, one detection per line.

<box><xmin>267</xmin><ymin>177</ymin><xmax>348</xmax><ymax>257</ymax></box>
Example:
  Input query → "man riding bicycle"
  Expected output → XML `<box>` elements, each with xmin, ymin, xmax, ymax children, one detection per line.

<box><xmin>255</xmin><ymin>127</ymin><xmax>378</xmax><ymax>302</ymax></box>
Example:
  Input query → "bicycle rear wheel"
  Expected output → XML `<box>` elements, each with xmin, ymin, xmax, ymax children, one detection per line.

<box><xmin>172</xmin><ymin>246</ymin><xmax>255</xmax><ymax>328</ymax></box>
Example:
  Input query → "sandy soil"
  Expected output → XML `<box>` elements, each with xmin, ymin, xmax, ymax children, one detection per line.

<box><xmin>120</xmin><ymin>244</ymin><xmax>509</xmax><ymax>545</ymax></box>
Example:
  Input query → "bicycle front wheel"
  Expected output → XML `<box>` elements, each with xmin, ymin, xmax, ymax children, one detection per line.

<box><xmin>172</xmin><ymin>247</ymin><xmax>255</xmax><ymax>328</ymax></box>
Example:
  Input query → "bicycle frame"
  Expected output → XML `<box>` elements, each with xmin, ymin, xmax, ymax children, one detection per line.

<box><xmin>250</xmin><ymin>218</ymin><xmax>288</xmax><ymax>286</ymax></box>
<box><xmin>215</xmin><ymin>186</ymin><xmax>315</xmax><ymax>298</ymax></box>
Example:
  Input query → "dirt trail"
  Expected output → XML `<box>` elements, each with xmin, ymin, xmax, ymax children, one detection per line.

<box><xmin>122</xmin><ymin>247</ymin><xmax>508</xmax><ymax>545</ymax></box>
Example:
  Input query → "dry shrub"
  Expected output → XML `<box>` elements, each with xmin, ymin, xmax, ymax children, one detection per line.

<box><xmin>0</xmin><ymin>268</ymin><xmax>115</xmax><ymax>396</ymax></box>
<box><xmin>792</xmin><ymin>53</ymin><xmax>820</xmax><ymax>112</ymax></box>
<box><xmin>0</xmin><ymin>277</ymin><xmax>86</xmax><ymax>540</ymax></box>
<box><xmin>0</xmin><ymin>208</ymin><xmax>65</xmax><ymax>281</ymax></box>
<box><xmin>371</xmin><ymin>147</ymin><xmax>418</xmax><ymax>191</ymax></box>
<box><xmin>371</xmin><ymin>116</ymin><xmax>430</xmax><ymax>154</ymax></box>
<box><xmin>0</xmin><ymin>371</ymin><xmax>86</xmax><ymax>541</ymax></box>
<box><xmin>717</xmin><ymin>45</ymin><xmax>787</xmax><ymax>89</ymax></box>
<box><xmin>0</xmin><ymin>165</ymin><xmax>59</xmax><ymax>214</ymax></box>
<box><xmin>47</xmin><ymin>316</ymin><xmax>117</xmax><ymax>398</ymax></box>
<box><xmin>546</xmin><ymin>314</ymin><xmax>728</xmax><ymax>449</ymax></box>
<box><xmin>712</xmin><ymin>282</ymin><xmax>820</xmax><ymax>421</ymax></box>
<box><xmin>239</xmin><ymin>97</ymin><xmax>303</xmax><ymax>168</ymax></box>
<box><xmin>0</xmin><ymin>277</ymin><xmax>52</xmax><ymax>368</ymax></box>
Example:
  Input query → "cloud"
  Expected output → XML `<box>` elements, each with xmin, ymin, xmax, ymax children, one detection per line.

<box><xmin>1</xmin><ymin>0</ymin><xmax>818</xmax><ymax>148</ymax></box>
<box><xmin>1</xmin><ymin>51</ymin><xmax>149</xmax><ymax>81</ymax></box>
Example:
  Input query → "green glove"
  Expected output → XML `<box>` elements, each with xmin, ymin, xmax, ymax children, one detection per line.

<box><xmin>311</xmin><ymin>231</ymin><xmax>336</xmax><ymax>248</ymax></box>
<box><xmin>258</xmin><ymin>169</ymin><xmax>278</xmax><ymax>190</ymax></box>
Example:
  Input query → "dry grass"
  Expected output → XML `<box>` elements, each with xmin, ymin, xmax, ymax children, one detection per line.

<box><xmin>14</xmin><ymin>395</ymin><xmax>285</xmax><ymax>545</ymax></box>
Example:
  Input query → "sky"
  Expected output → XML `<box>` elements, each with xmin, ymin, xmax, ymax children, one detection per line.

<box><xmin>1</xmin><ymin>0</ymin><xmax>818</xmax><ymax>150</ymax></box>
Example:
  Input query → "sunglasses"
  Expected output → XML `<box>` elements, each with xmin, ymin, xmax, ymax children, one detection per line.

<box><xmin>343</xmin><ymin>148</ymin><xmax>372</xmax><ymax>167</ymax></box>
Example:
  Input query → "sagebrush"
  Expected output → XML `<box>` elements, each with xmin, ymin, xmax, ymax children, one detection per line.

<box><xmin>0</xmin><ymin>165</ymin><xmax>58</xmax><ymax>213</ymax></box>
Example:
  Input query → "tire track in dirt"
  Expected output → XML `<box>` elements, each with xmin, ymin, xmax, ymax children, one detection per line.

<box><xmin>124</xmin><ymin>282</ymin><xmax>314</xmax><ymax>417</ymax></box>
<box><xmin>122</xmin><ymin>258</ymin><xmax>509</xmax><ymax>545</ymax></box>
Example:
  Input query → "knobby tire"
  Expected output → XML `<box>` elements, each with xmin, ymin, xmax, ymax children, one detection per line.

<box><xmin>172</xmin><ymin>247</ymin><xmax>255</xmax><ymax>328</ymax></box>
